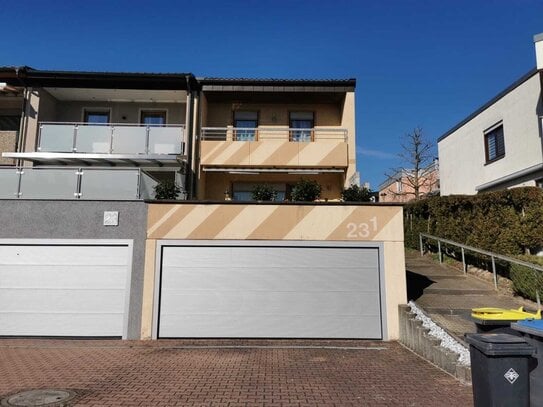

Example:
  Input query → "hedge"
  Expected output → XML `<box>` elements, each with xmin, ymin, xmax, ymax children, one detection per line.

<box><xmin>404</xmin><ymin>187</ymin><xmax>543</xmax><ymax>256</ymax></box>
<box><xmin>510</xmin><ymin>256</ymin><xmax>543</xmax><ymax>302</ymax></box>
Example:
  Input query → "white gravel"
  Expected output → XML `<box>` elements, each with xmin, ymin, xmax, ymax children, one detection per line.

<box><xmin>408</xmin><ymin>301</ymin><xmax>471</xmax><ymax>366</ymax></box>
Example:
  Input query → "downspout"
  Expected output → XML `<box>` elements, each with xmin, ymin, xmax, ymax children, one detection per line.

<box><xmin>184</xmin><ymin>75</ymin><xmax>195</xmax><ymax>199</ymax></box>
<box><xmin>15</xmin><ymin>67</ymin><xmax>28</xmax><ymax>168</ymax></box>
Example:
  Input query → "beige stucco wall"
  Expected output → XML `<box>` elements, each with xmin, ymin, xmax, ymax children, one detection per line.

<box><xmin>205</xmin><ymin>102</ymin><xmax>342</xmax><ymax>127</ymax></box>
<box><xmin>55</xmin><ymin>101</ymin><xmax>186</xmax><ymax>125</ymax></box>
<box><xmin>141</xmin><ymin>203</ymin><xmax>406</xmax><ymax>340</ymax></box>
<box><xmin>203</xmin><ymin>172</ymin><xmax>344</xmax><ymax>201</ymax></box>
<box><xmin>341</xmin><ymin>92</ymin><xmax>357</xmax><ymax>187</ymax></box>
<box><xmin>0</xmin><ymin>131</ymin><xmax>17</xmax><ymax>165</ymax></box>
<box><xmin>438</xmin><ymin>73</ymin><xmax>543</xmax><ymax>195</ymax></box>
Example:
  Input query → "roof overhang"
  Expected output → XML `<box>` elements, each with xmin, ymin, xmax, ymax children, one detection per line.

<box><xmin>202</xmin><ymin>167</ymin><xmax>345</xmax><ymax>174</ymax></box>
<box><xmin>3</xmin><ymin>152</ymin><xmax>187</xmax><ymax>167</ymax></box>
<box><xmin>43</xmin><ymin>87</ymin><xmax>187</xmax><ymax>103</ymax></box>
<box><xmin>476</xmin><ymin>163</ymin><xmax>543</xmax><ymax>192</ymax></box>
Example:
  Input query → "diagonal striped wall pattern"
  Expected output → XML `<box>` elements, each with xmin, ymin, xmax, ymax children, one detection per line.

<box><xmin>200</xmin><ymin>141</ymin><xmax>348</xmax><ymax>168</ymax></box>
<box><xmin>147</xmin><ymin>204</ymin><xmax>402</xmax><ymax>241</ymax></box>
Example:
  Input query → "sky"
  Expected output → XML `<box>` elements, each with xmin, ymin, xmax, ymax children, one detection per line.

<box><xmin>2</xmin><ymin>0</ymin><xmax>543</xmax><ymax>189</ymax></box>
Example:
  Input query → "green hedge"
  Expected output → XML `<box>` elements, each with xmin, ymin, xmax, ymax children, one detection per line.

<box><xmin>510</xmin><ymin>256</ymin><xmax>543</xmax><ymax>302</ymax></box>
<box><xmin>404</xmin><ymin>187</ymin><xmax>543</xmax><ymax>255</ymax></box>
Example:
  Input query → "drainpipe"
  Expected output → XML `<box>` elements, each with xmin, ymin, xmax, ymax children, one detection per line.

<box><xmin>15</xmin><ymin>67</ymin><xmax>28</xmax><ymax>168</ymax></box>
<box><xmin>184</xmin><ymin>75</ymin><xmax>195</xmax><ymax>199</ymax></box>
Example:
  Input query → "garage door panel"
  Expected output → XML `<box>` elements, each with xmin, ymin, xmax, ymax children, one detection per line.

<box><xmin>0</xmin><ymin>246</ymin><xmax>129</xmax><ymax>266</ymax></box>
<box><xmin>160</xmin><ymin>291</ymin><xmax>381</xmax><ymax>316</ymax></box>
<box><xmin>0</xmin><ymin>243</ymin><xmax>130</xmax><ymax>337</ymax></box>
<box><xmin>0</xmin><ymin>313</ymin><xmax>124</xmax><ymax>337</ymax></box>
<box><xmin>163</xmin><ymin>247</ymin><xmax>379</xmax><ymax>269</ymax></box>
<box><xmin>0</xmin><ymin>289</ymin><xmax>126</xmax><ymax>312</ymax></box>
<box><xmin>162</xmin><ymin>266</ymin><xmax>379</xmax><ymax>292</ymax></box>
<box><xmin>0</xmin><ymin>266</ymin><xmax>128</xmax><ymax>289</ymax></box>
<box><xmin>160</xmin><ymin>244</ymin><xmax>382</xmax><ymax>339</ymax></box>
<box><xmin>160</xmin><ymin>315</ymin><xmax>382</xmax><ymax>339</ymax></box>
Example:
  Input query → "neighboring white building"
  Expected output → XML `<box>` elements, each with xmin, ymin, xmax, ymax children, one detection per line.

<box><xmin>438</xmin><ymin>34</ymin><xmax>543</xmax><ymax>195</ymax></box>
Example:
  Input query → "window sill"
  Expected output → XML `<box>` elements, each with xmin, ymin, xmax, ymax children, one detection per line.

<box><xmin>484</xmin><ymin>155</ymin><xmax>505</xmax><ymax>166</ymax></box>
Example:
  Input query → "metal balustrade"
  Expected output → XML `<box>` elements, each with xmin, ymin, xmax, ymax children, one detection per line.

<box><xmin>0</xmin><ymin>167</ymin><xmax>160</xmax><ymax>200</ymax></box>
<box><xmin>38</xmin><ymin>122</ymin><xmax>184</xmax><ymax>155</ymax></box>
<box><xmin>420</xmin><ymin>233</ymin><xmax>543</xmax><ymax>289</ymax></box>
<box><xmin>201</xmin><ymin>127</ymin><xmax>348</xmax><ymax>141</ymax></box>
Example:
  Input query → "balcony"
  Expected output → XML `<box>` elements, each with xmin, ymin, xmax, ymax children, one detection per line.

<box><xmin>200</xmin><ymin>127</ymin><xmax>348</xmax><ymax>168</ymax></box>
<box><xmin>3</xmin><ymin>122</ymin><xmax>186</xmax><ymax>167</ymax></box>
<box><xmin>0</xmin><ymin>167</ymin><xmax>161</xmax><ymax>200</ymax></box>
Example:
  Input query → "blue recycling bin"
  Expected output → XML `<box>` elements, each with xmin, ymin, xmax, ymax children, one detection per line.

<box><xmin>512</xmin><ymin>319</ymin><xmax>543</xmax><ymax>407</ymax></box>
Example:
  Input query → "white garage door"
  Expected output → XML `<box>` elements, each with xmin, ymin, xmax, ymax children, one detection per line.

<box><xmin>159</xmin><ymin>244</ymin><xmax>382</xmax><ymax>339</ymax></box>
<box><xmin>0</xmin><ymin>242</ymin><xmax>131</xmax><ymax>337</ymax></box>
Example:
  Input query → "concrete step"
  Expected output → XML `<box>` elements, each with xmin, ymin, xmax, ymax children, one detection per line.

<box><xmin>424</xmin><ymin>287</ymin><xmax>495</xmax><ymax>295</ymax></box>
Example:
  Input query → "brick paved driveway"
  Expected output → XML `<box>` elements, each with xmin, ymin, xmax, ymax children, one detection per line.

<box><xmin>0</xmin><ymin>339</ymin><xmax>472</xmax><ymax>406</ymax></box>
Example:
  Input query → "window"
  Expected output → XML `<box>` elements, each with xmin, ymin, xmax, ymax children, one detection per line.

<box><xmin>289</xmin><ymin>112</ymin><xmax>314</xmax><ymax>142</ymax></box>
<box><xmin>484</xmin><ymin>124</ymin><xmax>505</xmax><ymax>163</ymax></box>
<box><xmin>0</xmin><ymin>115</ymin><xmax>20</xmax><ymax>131</ymax></box>
<box><xmin>232</xmin><ymin>182</ymin><xmax>286</xmax><ymax>201</ymax></box>
<box><xmin>141</xmin><ymin>110</ymin><xmax>167</xmax><ymax>126</ymax></box>
<box><xmin>396</xmin><ymin>180</ymin><xmax>403</xmax><ymax>193</ymax></box>
<box><xmin>84</xmin><ymin>110</ymin><xmax>110</xmax><ymax>124</ymax></box>
<box><xmin>234</xmin><ymin>111</ymin><xmax>257</xmax><ymax>141</ymax></box>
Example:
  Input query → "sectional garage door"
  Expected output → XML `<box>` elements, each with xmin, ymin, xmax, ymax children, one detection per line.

<box><xmin>158</xmin><ymin>243</ymin><xmax>382</xmax><ymax>339</ymax></box>
<box><xmin>0</xmin><ymin>242</ymin><xmax>131</xmax><ymax>337</ymax></box>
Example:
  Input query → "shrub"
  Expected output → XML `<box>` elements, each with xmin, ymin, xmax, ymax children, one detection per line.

<box><xmin>154</xmin><ymin>180</ymin><xmax>181</xmax><ymax>200</ymax></box>
<box><xmin>404</xmin><ymin>187</ymin><xmax>543</xmax><ymax>255</ymax></box>
<box><xmin>342</xmin><ymin>184</ymin><xmax>372</xmax><ymax>202</ymax></box>
<box><xmin>510</xmin><ymin>255</ymin><xmax>543</xmax><ymax>302</ymax></box>
<box><xmin>251</xmin><ymin>184</ymin><xmax>278</xmax><ymax>201</ymax></box>
<box><xmin>291</xmin><ymin>179</ymin><xmax>322</xmax><ymax>202</ymax></box>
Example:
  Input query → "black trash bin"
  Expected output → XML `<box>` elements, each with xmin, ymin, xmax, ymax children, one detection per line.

<box><xmin>465</xmin><ymin>333</ymin><xmax>534</xmax><ymax>407</ymax></box>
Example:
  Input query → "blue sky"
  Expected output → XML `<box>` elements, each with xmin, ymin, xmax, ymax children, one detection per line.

<box><xmin>2</xmin><ymin>0</ymin><xmax>542</xmax><ymax>188</ymax></box>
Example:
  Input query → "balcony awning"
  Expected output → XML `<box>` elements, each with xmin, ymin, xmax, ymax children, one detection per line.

<box><xmin>202</xmin><ymin>167</ymin><xmax>345</xmax><ymax>174</ymax></box>
<box><xmin>3</xmin><ymin>152</ymin><xmax>187</xmax><ymax>167</ymax></box>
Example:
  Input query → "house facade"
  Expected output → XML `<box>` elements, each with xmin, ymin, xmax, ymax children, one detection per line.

<box><xmin>0</xmin><ymin>67</ymin><xmax>407</xmax><ymax>341</ymax></box>
<box><xmin>438</xmin><ymin>34</ymin><xmax>543</xmax><ymax>195</ymax></box>
<box><xmin>378</xmin><ymin>161</ymin><xmax>439</xmax><ymax>203</ymax></box>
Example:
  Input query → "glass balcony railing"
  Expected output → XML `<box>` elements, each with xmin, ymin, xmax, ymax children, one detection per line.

<box><xmin>0</xmin><ymin>167</ymin><xmax>162</xmax><ymax>200</ymax></box>
<box><xmin>200</xmin><ymin>127</ymin><xmax>347</xmax><ymax>141</ymax></box>
<box><xmin>38</xmin><ymin>122</ymin><xmax>184</xmax><ymax>155</ymax></box>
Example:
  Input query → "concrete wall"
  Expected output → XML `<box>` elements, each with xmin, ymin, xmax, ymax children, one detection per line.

<box><xmin>0</xmin><ymin>200</ymin><xmax>148</xmax><ymax>339</ymax></box>
<box><xmin>141</xmin><ymin>203</ymin><xmax>406</xmax><ymax>340</ymax></box>
<box><xmin>439</xmin><ymin>73</ymin><xmax>543</xmax><ymax>195</ymax></box>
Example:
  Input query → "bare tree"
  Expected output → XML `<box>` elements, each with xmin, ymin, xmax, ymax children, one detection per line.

<box><xmin>384</xmin><ymin>127</ymin><xmax>438</xmax><ymax>201</ymax></box>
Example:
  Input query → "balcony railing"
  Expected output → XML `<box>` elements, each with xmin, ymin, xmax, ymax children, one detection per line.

<box><xmin>38</xmin><ymin>122</ymin><xmax>184</xmax><ymax>155</ymax></box>
<box><xmin>0</xmin><ymin>167</ymin><xmax>164</xmax><ymax>200</ymax></box>
<box><xmin>201</xmin><ymin>127</ymin><xmax>347</xmax><ymax>142</ymax></box>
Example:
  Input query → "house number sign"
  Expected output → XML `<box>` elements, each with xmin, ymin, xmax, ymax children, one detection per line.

<box><xmin>346</xmin><ymin>216</ymin><xmax>378</xmax><ymax>238</ymax></box>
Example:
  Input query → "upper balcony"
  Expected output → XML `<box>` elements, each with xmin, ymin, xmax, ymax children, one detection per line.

<box><xmin>5</xmin><ymin>122</ymin><xmax>185</xmax><ymax>166</ymax></box>
<box><xmin>200</xmin><ymin>127</ymin><xmax>348</xmax><ymax>168</ymax></box>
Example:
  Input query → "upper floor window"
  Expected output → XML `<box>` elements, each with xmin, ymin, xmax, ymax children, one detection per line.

<box><xmin>141</xmin><ymin>110</ymin><xmax>167</xmax><ymax>126</ymax></box>
<box><xmin>84</xmin><ymin>110</ymin><xmax>110</xmax><ymax>124</ymax></box>
<box><xmin>290</xmin><ymin>112</ymin><xmax>314</xmax><ymax>142</ymax></box>
<box><xmin>234</xmin><ymin>111</ymin><xmax>258</xmax><ymax>141</ymax></box>
<box><xmin>484</xmin><ymin>124</ymin><xmax>505</xmax><ymax>163</ymax></box>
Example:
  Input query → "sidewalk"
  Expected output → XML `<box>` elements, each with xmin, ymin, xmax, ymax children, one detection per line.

<box><xmin>406</xmin><ymin>250</ymin><xmax>533</xmax><ymax>343</ymax></box>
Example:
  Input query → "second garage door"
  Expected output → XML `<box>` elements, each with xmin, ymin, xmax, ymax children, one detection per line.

<box><xmin>158</xmin><ymin>243</ymin><xmax>382</xmax><ymax>339</ymax></box>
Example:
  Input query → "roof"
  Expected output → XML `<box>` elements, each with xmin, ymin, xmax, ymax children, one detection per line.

<box><xmin>437</xmin><ymin>68</ymin><xmax>541</xmax><ymax>142</ymax></box>
<box><xmin>199</xmin><ymin>77</ymin><xmax>356</xmax><ymax>93</ymax></box>
<box><xmin>0</xmin><ymin>67</ymin><xmax>355</xmax><ymax>92</ymax></box>
<box><xmin>0</xmin><ymin>66</ymin><xmax>199</xmax><ymax>90</ymax></box>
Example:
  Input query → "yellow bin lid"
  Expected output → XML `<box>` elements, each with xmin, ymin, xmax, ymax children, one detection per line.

<box><xmin>471</xmin><ymin>307</ymin><xmax>542</xmax><ymax>321</ymax></box>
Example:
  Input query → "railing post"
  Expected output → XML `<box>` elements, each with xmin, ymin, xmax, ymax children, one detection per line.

<box><xmin>145</xmin><ymin>126</ymin><xmax>150</xmax><ymax>154</ymax></box>
<box><xmin>109</xmin><ymin>126</ymin><xmax>114</xmax><ymax>154</ymax></box>
<box><xmin>419</xmin><ymin>234</ymin><xmax>424</xmax><ymax>256</ymax></box>
<box><xmin>437</xmin><ymin>240</ymin><xmax>442</xmax><ymax>264</ymax></box>
<box><xmin>461</xmin><ymin>247</ymin><xmax>466</xmax><ymax>274</ymax></box>
<box><xmin>491</xmin><ymin>256</ymin><xmax>498</xmax><ymax>290</ymax></box>
<box><xmin>73</xmin><ymin>125</ymin><xmax>78</xmax><ymax>152</ymax></box>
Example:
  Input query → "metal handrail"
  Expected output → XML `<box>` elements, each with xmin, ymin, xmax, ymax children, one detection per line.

<box><xmin>201</xmin><ymin>127</ymin><xmax>348</xmax><ymax>141</ymax></box>
<box><xmin>39</xmin><ymin>122</ymin><xmax>185</xmax><ymax>128</ymax></box>
<box><xmin>420</xmin><ymin>233</ymin><xmax>543</xmax><ymax>289</ymax></box>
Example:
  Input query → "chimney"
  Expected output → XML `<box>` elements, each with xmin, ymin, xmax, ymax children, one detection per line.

<box><xmin>535</xmin><ymin>33</ymin><xmax>543</xmax><ymax>70</ymax></box>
